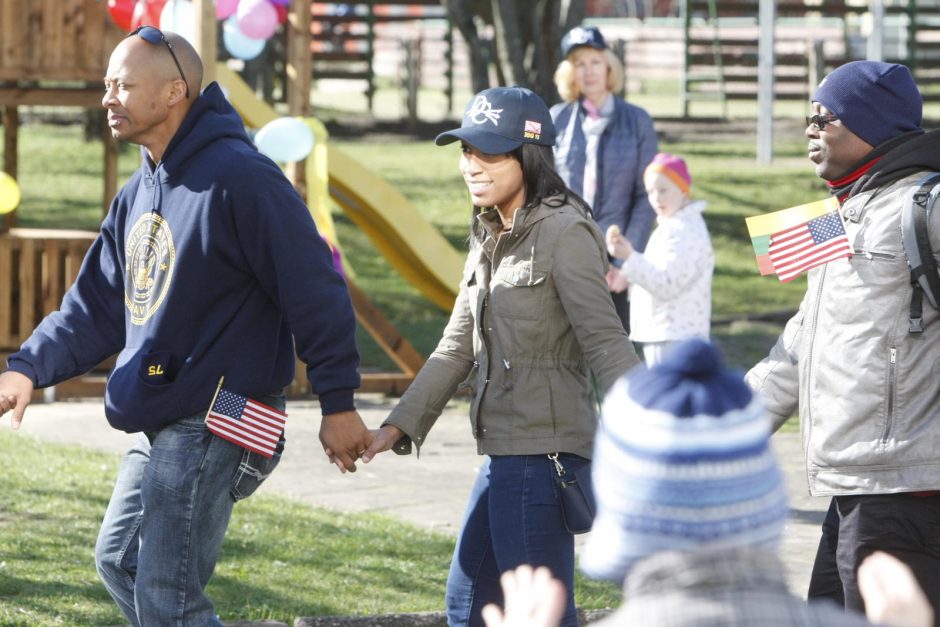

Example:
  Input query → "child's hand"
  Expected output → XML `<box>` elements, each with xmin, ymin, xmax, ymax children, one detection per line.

<box><xmin>605</xmin><ymin>225</ymin><xmax>634</xmax><ymax>260</ymax></box>
<box><xmin>606</xmin><ymin>267</ymin><xmax>630</xmax><ymax>293</ymax></box>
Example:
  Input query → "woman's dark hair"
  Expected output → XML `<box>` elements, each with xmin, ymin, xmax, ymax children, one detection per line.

<box><xmin>469</xmin><ymin>143</ymin><xmax>591</xmax><ymax>239</ymax></box>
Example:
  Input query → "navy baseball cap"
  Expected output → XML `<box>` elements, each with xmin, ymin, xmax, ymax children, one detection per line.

<box><xmin>435</xmin><ymin>86</ymin><xmax>556</xmax><ymax>155</ymax></box>
<box><xmin>561</xmin><ymin>26</ymin><xmax>607</xmax><ymax>58</ymax></box>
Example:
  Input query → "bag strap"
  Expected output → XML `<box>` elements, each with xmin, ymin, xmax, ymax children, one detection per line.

<box><xmin>902</xmin><ymin>173</ymin><xmax>940</xmax><ymax>333</ymax></box>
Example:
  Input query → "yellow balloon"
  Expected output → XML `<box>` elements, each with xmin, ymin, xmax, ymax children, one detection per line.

<box><xmin>0</xmin><ymin>171</ymin><xmax>20</xmax><ymax>215</ymax></box>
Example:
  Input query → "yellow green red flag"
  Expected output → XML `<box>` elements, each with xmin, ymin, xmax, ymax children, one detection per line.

<box><xmin>745</xmin><ymin>197</ymin><xmax>841</xmax><ymax>277</ymax></box>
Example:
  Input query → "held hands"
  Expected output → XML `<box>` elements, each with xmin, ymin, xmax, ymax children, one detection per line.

<box><xmin>361</xmin><ymin>424</ymin><xmax>404</xmax><ymax>463</ymax></box>
<box><xmin>319</xmin><ymin>410</ymin><xmax>373</xmax><ymax>474</ymax></box>
<box><xmin>0</xmin><ymin>370</ymin><xmax>34</xmax><ymax>429</ymax></box>
<box><xmin>605</xmin><ymin>224</ymin><xmax>634</xmax><ymax>261</ymax></box>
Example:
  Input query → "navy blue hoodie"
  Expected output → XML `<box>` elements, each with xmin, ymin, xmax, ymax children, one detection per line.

<box><xmin>7</xmin><ymin>83</ymin><xmax>360</xmax><ymax>432</ymax></box>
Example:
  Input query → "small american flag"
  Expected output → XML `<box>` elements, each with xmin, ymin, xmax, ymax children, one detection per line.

<box><xmin>769</xmin><ymin>210</ymin><xmax>853</xmax><ymax>283</ymax></box>
<box><xmin>205</xmin><ymin>387</ymin><xmax>286</xmax><ymax>458</ymax></box>
<box><xmin>523</xmin><ymin>120</ymin><xmax>542</xmax><ymax>140</ymax></box>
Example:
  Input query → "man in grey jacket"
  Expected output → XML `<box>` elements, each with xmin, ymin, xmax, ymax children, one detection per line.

<box><xmin>747</xmin><ymin>61</ymin><xmax>940</xmax><ymax>623</ymax></box>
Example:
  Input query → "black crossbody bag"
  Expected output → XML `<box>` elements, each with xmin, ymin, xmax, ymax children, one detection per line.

<box><xmin>549</xmin><ymin>453</ymin><xmax>596</xmax><ymax>534</ymax></box>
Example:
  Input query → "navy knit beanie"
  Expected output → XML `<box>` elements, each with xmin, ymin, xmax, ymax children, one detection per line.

<box><xmin>813</xmin><ymin>60</ymin><xmax>922</xmax><ymax>147</ymax></box>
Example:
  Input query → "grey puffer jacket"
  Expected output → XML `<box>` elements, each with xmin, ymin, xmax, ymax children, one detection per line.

<box><xmin>747</xmin><ymin>164</ymin><xmax>940</xmax><ymax>495</ymax></box>
<box><xmin>386</xmin><ymin>195</ymin><xmax>639</xmax><ymax>458</ymax></box>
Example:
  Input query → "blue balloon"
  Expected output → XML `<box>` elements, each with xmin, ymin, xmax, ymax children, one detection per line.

<box><xmin>254</xmin><ymin>118</ymin><xmax>315</xmax><ymax>163</ymax></box>
<box><xmin>223</xmin><ymin>15</ymin><xmax>266</xmax><ymax>60</ymax></box>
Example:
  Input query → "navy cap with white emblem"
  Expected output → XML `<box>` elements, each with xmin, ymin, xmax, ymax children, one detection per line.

<box><xmin>435</xmin><ymin>86</ymin><xmax>556</xmax><ymax>155</ymax></box>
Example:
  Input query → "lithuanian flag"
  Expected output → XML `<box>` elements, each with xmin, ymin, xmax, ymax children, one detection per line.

<box><xmin>745</xmin><ymin>197</ymin><xmax>842</xmax><ymax>277</ymax></box>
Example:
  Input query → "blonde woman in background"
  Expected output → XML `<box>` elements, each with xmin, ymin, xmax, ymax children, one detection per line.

<box><xmin>551</xmin><ymin>26</ymin><xmax>658</xmax><ymax>333</ymax></box>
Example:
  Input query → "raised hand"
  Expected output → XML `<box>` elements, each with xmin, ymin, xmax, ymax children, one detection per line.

<box><xmin>858</xmin><ymin>551</ymin><xmax>933</xmax><ymax>627</ymax></box>
<box><xmin>480</xmin><ymin>565</ymin><xmax>566</xmax><ymax>627</ymax></box>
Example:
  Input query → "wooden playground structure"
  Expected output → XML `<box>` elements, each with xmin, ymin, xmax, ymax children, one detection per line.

<box><xmin>0</xmin><ymin>0</ymin><xmax>428</xmax><ymax>398</ymax></box>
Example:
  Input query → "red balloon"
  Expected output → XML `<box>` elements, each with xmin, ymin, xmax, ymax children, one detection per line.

<box><xmin>130</xmin><ymin>0</ymin><xmax>169</xmax><ymax>29</ymax></box>
<box><xmin>275</xmin><ymin>4</ymin><xmax>287</xmax><ymax>24</ymax></box>
<box><xmin>107</xmin><ymin>0</ymin><xmax>135</xmax><ymax>32</ymax></box>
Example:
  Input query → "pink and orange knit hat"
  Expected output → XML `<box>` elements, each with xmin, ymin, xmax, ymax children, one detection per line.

<box><xmin>645</xmin><ymin>153</ymin><xmax>691</xmax><ymax>195</ymax></box>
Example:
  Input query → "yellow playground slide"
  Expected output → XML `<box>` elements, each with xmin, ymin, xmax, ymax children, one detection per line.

<box><xmin>216</xmin><ymin>64</ymin><xmax>462</xmax><ymax>311</ymax></box>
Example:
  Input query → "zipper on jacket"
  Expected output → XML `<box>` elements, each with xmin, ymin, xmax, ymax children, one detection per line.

<box><xmin>884</xmin><ymin>346</ymin><xmax>897</xmax><ymax>443</ymax></box>
<box><xmin>803</xmin><ymin>264</ymin><xmax>828</xmax><ymax>490</ymax></box>
<box><xmin>474</xmin><ymin>294</ymin><xmax>491</xmax><ymax>439</ymax></box>
<box><xmin>859</xmin><ymin>249</ymin><xmax>895</xmax><ymax>261</ymax></box>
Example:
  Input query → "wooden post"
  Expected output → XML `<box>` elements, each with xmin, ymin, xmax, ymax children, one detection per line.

<box><xmin>195</xmin><ymin>0</ymin><xmax>217</xmax><ymax>87</ymax></box>
<box><xmin>2</xmin><ymin>105</ymin><xmax>17</xmax><ymax>231</ymax></box>
<box><xmin>286</xmin><ymin>0</ymin><xmax>312</xmax><ymax>196</ymax></box>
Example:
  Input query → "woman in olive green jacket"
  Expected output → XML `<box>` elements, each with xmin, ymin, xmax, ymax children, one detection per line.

<box><xmin>362</xmin><ymin>86</ymin><xmax>639</xmax><ymax>627</ymax></box>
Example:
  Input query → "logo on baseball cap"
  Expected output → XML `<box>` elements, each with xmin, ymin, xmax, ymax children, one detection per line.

<box><xmin>435</xmin><ymin>86</ymin><xmax>556</xmax><ymax>155</ymax></box>
<box><xmin>561</xmin><ymin>26</ymin><xmax>607</xmax><ymax>58</ymax></box>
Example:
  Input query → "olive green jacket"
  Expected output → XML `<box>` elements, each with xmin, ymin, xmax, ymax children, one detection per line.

<box><xmin>386</xmin><ymin>195</ymin><xmax>639</xmax><ymax>458</ymax></box>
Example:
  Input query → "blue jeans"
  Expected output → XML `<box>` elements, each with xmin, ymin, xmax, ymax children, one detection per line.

<box><xmin>94</xmin><ymin>411</ymin><xmax>283</xmax><ymax>626</ymax></box>
<box><xmin>445</xmin><ymin>454</ymin><xmax>585</xmax><ymax>627</ymax></box>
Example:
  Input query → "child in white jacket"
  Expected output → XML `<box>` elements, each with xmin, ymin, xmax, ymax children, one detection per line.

<box><xmin>606</xmin><ymin>153</ymin><xmax>713</xmax><ymax>365</ymax></box>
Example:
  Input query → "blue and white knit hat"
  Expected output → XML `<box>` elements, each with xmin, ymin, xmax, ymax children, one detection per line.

<box><xmin>581</xmin><ymin>339</ymin><xmax>790</xmax><ymax>582</ymax></box>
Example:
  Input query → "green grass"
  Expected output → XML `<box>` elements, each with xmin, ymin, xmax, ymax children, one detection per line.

<box><xmin>0</xmin><ymin>430</ymin><xmax>620</xmax><ymax>626</ymax></box>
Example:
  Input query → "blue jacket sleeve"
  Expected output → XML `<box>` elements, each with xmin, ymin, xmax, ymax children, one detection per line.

<box><xmin>229</xmin><ymin>156</ymin><xmax>360</xmax><ymax>414</ymax></box>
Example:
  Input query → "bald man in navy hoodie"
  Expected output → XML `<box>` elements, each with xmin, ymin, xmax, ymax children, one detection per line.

<box><xmin>0</xmin><ymin>29</ymin><xmax>370</xmax><ymax>625</ymax></box>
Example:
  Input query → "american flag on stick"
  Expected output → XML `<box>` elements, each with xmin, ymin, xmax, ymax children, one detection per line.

<box><xmin>205</xmin><ymin>379</ymin><xmax>286</xmax><ymax>458</ymax></box>
<box><xmin>768</xmin><ymin>210</ymin><xmax>852</xmax><ymax>283</ymax></box>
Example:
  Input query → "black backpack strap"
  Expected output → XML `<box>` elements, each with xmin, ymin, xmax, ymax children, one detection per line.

<box><xmin>909</xmin><ymin>286</ymin><xmax>925</xmax><ymax>333</ymax></box>
<box><xmin>903</xmin><ymin>173</ymin><xmax>940</xmax><ymax>333</ymax></box>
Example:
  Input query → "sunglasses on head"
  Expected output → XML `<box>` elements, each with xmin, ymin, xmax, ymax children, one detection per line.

<box><xmin>129</xmin><ymin>25</ymin><xmax>190</xmax><ymax>98</ymax></box>
<box><xmin>806</xmin><ymin>113</ymin><xmax>838</xmax><ymax>131</ymax></box>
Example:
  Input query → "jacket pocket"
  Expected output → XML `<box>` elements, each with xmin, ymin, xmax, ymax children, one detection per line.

<box><xmin>491</xmin><ymin>259</ymin><xmax>547</xmax><ymax>320</ymax></box>
<box><xmin>105</xmin><ymin>348</ymin><xmax>193</xmax><ymax>432</ymax></box>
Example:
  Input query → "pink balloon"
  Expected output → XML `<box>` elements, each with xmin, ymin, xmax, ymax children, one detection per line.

<box><xmin>236</xmin><ymin>0</ymin><xmax>278</xmax><ymax>40</ymax></box>
<box><xmin>216</xmin><ymin>0</ymin><xmax>239</xmax><ymax>20</ymax></box>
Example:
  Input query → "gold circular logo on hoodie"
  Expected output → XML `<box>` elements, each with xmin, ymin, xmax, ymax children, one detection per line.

<box><xmin>125</xmin><ymin>213</ymin><xmax>175</xmax><ymax>325</ymax></box>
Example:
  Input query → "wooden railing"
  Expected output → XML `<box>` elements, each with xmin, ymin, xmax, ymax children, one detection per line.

<box><xmin>1</xmin><ymin>229</ymin><xmax>420</xmax><ymax>399</ymax></box>
<box><xmin>0</xmin><ymin>228</ymin><xmax>96</xmax><ymax>349</ymax></box>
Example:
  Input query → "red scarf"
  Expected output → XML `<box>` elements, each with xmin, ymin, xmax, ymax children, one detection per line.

<box><xmin>827</xmin><ymin>157</ymin><xmax>881</xmax><ymax>203</ymax></box>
